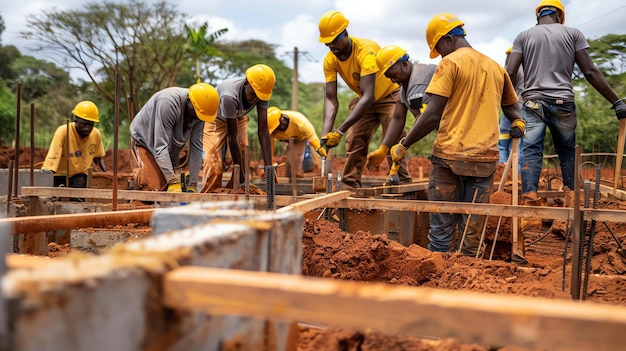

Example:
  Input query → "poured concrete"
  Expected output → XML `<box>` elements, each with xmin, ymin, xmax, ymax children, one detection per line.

<box><xmin>3</xmin><ymin>204</ymin><xmax>303</xmax><ymax>351</ymax></box>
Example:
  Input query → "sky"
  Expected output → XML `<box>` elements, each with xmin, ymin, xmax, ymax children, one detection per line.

<box><xmin>1</xmin><ymin>0</ymin><xmax>625</xmax><ymax>84</ymax></box>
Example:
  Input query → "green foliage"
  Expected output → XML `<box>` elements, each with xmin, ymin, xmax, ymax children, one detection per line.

<box><xmin>0</xmin><ymin>78</ymin><xmax>15</xmax><ymax>145</ymax></box>
<box><xmin>184</xmin><ymin>22</ymin><xmax>228</xmax><ymax>84</ymax></box>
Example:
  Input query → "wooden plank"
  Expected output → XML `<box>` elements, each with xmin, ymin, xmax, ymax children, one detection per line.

<box><xmin>332</xmin><ymin>199</ymin><xmax>626</xmax><ymax>223</ymax></box>
<box><xmin>355</xmin><ymin>181</ymin><xmax>428</xmax><ymax>197</ymax></box>
<box><xmin>276</xmin><ymin>191</ymin><xmax>350</xmax><ymax>214</ymax></box>
<box><xmin>0</xmin><ymin>209</ymin><xmax>155</xmax><ymax>234</ymax></box>
<box><xmin>20</xmin><ymin>187</ymin><xmax>297</xmax><ymax>207</ymax></box>
<box><xmin>163</xmin><ymin>266</ymin><xmax>626</xmax><ymax>351</ymax></box>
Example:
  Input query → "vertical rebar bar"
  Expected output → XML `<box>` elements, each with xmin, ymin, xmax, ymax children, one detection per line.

<box><xmin>113</xmin><ymin>70</ymin><xmax>120</xmax><ymax>211</ymax></box>
<box><xmin>30</xmin><ymin>103</ymin><xmax>35</xmax><ymax>186</ymax></box>
<box><xmin>570</xmin><ymin>146</ymin><xmax>583</xmax><ymax>300</ymax></box>
<box><xmin>13</xmin><ymin>82</ymin><xmax>22</xmax><ymax>198</ymax></box>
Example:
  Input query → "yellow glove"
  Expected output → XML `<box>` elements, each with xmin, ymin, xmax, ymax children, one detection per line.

<box><xmin>185</xmin><ymin>186</ymin><xmax>197</xmax><ymax>193</ymax></box>
<box><xmin>366</xmin><ymin>145</ymin><xmax>389</xmax><ymax>170</ymax></box>
<box><xmin>316</xmin><ymin>147</ymin><xmax>327</xmax><ymax>158</ymax></box>
<box><xmin>510</xmin><ymin>119</ymin><xmax>526</xmax><ymax>138</ymax></box>
<box><xmin>390</xmin><ymin>139</ymin><xmax>408</xmax><ymax>164</ymax></box>
<box><xmin>320</xmin><ymin>130</ymin><xmax>344</xmax><ymax>149</ymax></box>
<box><xmin>167</xmin><ymin>183</ymin><xmax>182</xmax><ymax>192</ymax></box>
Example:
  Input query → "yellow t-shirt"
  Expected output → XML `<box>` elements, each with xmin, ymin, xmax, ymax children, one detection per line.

<box><xmin>426</xmin><ymin>48</ymin><xmax>518</xmax><ymax>162</ymax></box>
<box><xmin>42</xmin><ymin>123</ymin><xmax>106</xmax><ymax>176</ymax></box>
<box><xmin>272</xmin><ymin>110</ymin><xmax>322</xmax><ymax>150</ymax></box>
<box><xmin>323</xmin><ymin>37</ymin><xmax>399</xmax><ymax>102</ymax></box>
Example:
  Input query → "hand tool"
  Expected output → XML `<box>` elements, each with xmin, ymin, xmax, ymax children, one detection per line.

<box><xmin>384</xmin><ymin>162</ymin><xmax>401</xmax><ymax>186</ymax></box>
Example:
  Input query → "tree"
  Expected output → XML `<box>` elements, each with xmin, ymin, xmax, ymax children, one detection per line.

<box><xmin>573</xmin><ymin>34</ymin><xmax>626</xmax><ymax>154</ymax></box>
<box><xmin>184</xmin><ymin>22</ymin><xmax>228</xmax><ymax>84</ymax></box>
<box><xmin>21</xmin><ymin>0</ymin><xmax>189</xmax><ymax>119</ymax></box>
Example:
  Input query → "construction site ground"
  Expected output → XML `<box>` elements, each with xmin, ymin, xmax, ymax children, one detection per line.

<box><xmin>3</xmin><ymin>146</ymin><xmax>626</xmax><ymax>350</ymax></box>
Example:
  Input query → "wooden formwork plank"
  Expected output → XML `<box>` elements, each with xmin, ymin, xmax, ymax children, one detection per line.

<box><xmin>163</xmin><ymin>266</ymin><xmax>626</xmax><ymax>351</ymax></box>
<box><xmin>0</xmin><ymin>209</ymin><xmax>155</xmax><ymax>234</ymax></box>
<box><xmin>20</xmin><ymin>186</ymin><xmax>297</xmax><ymax>207</ymax></box>
<box><xmin>276</xmin><ymin>191</ymin><xmax>350</xmax><ymax>214</ymax></box>
<box><xmin>334</xmin><ymin>199</ymin><xmax>626</xmax><ymax>223</ymax></box>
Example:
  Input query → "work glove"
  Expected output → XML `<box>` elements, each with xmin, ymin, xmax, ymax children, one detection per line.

<box><xmin>390</xmin><ymin>138</ymin><xmax>408</xmax><ymax>164</ymax></box>
<box><xmin>167</xmin><ymin>183</ymin><xmax>182</xmax><ymax>192</ymax></box>
<box><xmin>315</xmin><ymin>146</ymin><xmax>327</xmax><ymax>158</ymax></box>
<box><xmin>185</xmin><ymin>184</ymin><xmax>197</xmax><ymax>193</ymax></box>
<box><xmin>510</xmin><ymin>119</ymin><xmax>526</xmax><ymax>138</ymax></box>
<box><xmin>366</xmin><ymin>145</ymin><xmax>389</xmax><ymax>170</ymax></box>
<box><xmin>320</xmin><ymin>130</ymin><xmax>344</xmax><ymax>149</ymax></box>
<box><xmin>612</xmin><ymin>99</ymin><xmax>626</xmax><ymax>120</ymax></box>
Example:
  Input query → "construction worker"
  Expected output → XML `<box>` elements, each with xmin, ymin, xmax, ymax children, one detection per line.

<box><xmin>317</xmin><ymin>10</ymin><xmax>410</xmax><ymax>189</ymax></box>
<box><xmin>130</xmin><ymin>83</ymin><xmax>218</xmax><ymax>193</ymax></box>
<box><xmin>200</xmin><ymin>64</ymin><xmax>275</xmax><ymax>193</ymax></box>
<box><xmin>498</xmin><ymin>46</ymin><xmax>524</xmax><ymax>165</ymax></box>
<box><xmin>366</xmin><ymin>45</ymin><xmax>436</xmax><ymax>173</ymax></box>
<box><xmin>507</xmin><ymin>0</ymin><xmax>626</xmax><ymax>209</ymax></box>
<box><xmin>267</xmin><ymin>106</ymin><xmax>327</xmax><ymax>178</ymax></box>
<box><xmin>42</xmin><ymin>100</ymin><xmax>106</xmax><ymax>189</ymax></box>
<box><xmin>389</xmin><ymin>13</ymin><xmax>523</xmax><ymax>258</ymax></box>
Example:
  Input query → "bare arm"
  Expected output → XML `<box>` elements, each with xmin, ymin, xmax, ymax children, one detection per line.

<box><xmin>381</xmin><ymin>101</ymin><xmax>408</xmax><ymax>147</ymax></box>
<box><xmin>506</xmin><ymin>52</ymin><xmax>523</xmax><ymax>87</ymax></box>
<box><xmin>336</xmin><ymin>73</ymin><xmax>376</xmax><ymax>133</ymax></box>
<box><xmin>575</xmin><ymin>49</ymin><xmax>620</xmax><ymax>105</ymax></box>
<box><xmin>402</xmin><ymin>94</ymin><xmax>447</xmax><ymax>147</ymax></box>
<box><xmin>322</xmin><ymin>81</ymin><xmax>339</xmax><ymax>135</ymax></box>
<box><xmin>257</xmin><ymin>106</ymin><xmax>273</xmax><ymax>166</ymax></box>
<box><xmin>226</xmin><ymin>118</ymin><xmax>242</xmax><ymax>170</ymax></box>
<box><xmin>94</xmin><ymin>157</ymin><xmax>106</xmax><ymax>172</ymax></box>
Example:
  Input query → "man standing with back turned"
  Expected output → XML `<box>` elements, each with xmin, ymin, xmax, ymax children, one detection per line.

<box><xmin>507</xmin><ymin>0</ymin><xmax>626</xmax><ymax>211</ymax></box>
<box><xmin>318</xmin><ymin>10</ymin><xmax>410</xmax><ymax>189</ymax></box>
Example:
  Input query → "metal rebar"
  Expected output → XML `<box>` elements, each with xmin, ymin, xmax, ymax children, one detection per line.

<box><xmin>570</xmin><ymin>146</ymin><xmax>583</xmax><ymax>300</ymax></box>
<box><xmin>113</xmin><ymin>70</ymin><xmax>120</xmax><ymax>211</ymax></box>
<box><xmin>29</xmin><ymin>103</ymin><xmax>35</xmax><ymax>186</ymax></box>
<box><xmin>266</xmin><ymin>165</ymin><xmax>275</xmax><ymax>211</ymax></box>
<box><xmin>458</xmin><ymin>188</ymin><xmax>478</xmax><ymax>253</ymax></box>
<box><xmin>13</xmin><ymin>82</ymin><xmax>22</xmax><ymax>199</ymax></box>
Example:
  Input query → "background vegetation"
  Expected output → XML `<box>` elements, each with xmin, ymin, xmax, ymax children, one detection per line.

<box><xmin>0</xmin><ymin>1</ymin><xmax>625</xmax><ymax>164</ymax></box>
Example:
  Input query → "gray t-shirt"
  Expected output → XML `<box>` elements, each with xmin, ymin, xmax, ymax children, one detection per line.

<box><xmin>399</xmin><ymin>63</ymin><xmax>437</xmax><ymax>114</ymax></box>
<box><xmin>217</xmin><ymin>77</ymin><xmax>269</xmax><ymax>120</ymax></box>
<box><xmin>512</xmin><ymin>23</ymin><xmax>589</xmax><ymax>101</ymax></box>
<box><xmin>130</xmin><ymin>87</ymin><xmax>204</xmax><ymax>185</ymax></box>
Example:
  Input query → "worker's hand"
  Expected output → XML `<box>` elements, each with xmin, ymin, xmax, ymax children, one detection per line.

<box><xmin>390</xmin><ymin>139</ymin><xmax>408</xmax><ymax>164</ymax></box>
<box><xmin>510</xmin><ymin>119</ymin><xmax>526</xmax><ymax>138</ymax></box>
<box><xmin>612</xmin><ymin>99</ymin><xmax>626</xmax><ymax>120</ymax></box>
<box><xmin>366</xmin><ymin>145</ymin><xmax>389</xmax><ymax>170</ymax></box>
<box><xmin>167</xmin><ymin>183</ymin><xmax>182</xmax><ymax>192</ymax></box>
<box><xmin>320</xmin><ymin>130</ymin><xmax>344</xmax><ymax>149</ymax></box>
<box><xmin>315</xmin><ymin>147</ymin><xmax>327</xmax><ymax>158</ymax></box>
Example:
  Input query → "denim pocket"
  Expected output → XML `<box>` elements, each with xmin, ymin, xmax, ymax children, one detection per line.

<box><xmin>524</xmin><ymin>100</ymin><xmax>543</xmax><ymax>118</ymax></box>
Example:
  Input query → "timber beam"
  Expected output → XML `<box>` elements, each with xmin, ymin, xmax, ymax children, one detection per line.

<box><xmin>163</xmin><ymin>266</ymin><xmax>626</xmax><ymax>351</ymax></box>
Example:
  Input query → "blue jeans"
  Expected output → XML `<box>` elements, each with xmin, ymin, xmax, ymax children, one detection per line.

<box><xmin>520</xmin><ymin>99</ymin><xmax>576</xmax><ymax>194</ymax></box>
<box><xmin>427</xmin><ymin>157</ymin><xmax>494</xmax><ymax>257</ymax></box>
<box><xmin>498</xmin><ymin>116</ymin><xmax>513</xmax><ymax>163</ymax></box>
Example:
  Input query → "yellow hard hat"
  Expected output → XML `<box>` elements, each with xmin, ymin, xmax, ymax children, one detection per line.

<box><xmin>376</xmin><ymin>45</ymin><xmax>408</xmax><ymax>74</ymax></box>
<box><xmin>536</xmin><ymin>0</ymin><xmax>565</xmax><ymax>24</ymax></box>
<box><xmin>425</xmin><ymin>13</ymin><xmax>464</xmax><ymax>59</ymax></box>
<box><xmin>188</xmin><ymin>83</ymin><xmax>219</xmax><ymax>122</ymax></box>
<box><xmin>318</xmin><ymin>11</ymin><xmax>349</xmax><ymax>44</ymax></box>
<box><xmin>505</xmin><ymin>46</ymin><xmax>513</xmax><ymax>55</ymax></box>
<box><xmin>245</xmin><ymin>64</ymin><xmax>275</xmax><ymax>101</ymax></box>
<box><xmin>72</xmin><ymin>101</ymin><xmax>99</xmax><ymax>123</ymax></box>
<box><xmin>267</xmin><ymin>106</ymin><xmax>281</xmax><ymax>134</ymax></box>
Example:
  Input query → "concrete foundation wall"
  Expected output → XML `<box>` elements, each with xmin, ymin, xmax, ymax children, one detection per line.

<box><xmin>3</xmin><ymin>203</ymin><xmax>303</xmax><ymax>351</ymax></box>
<box><xmin>0</xmin><ymin>170</ymin><xmax>53</xmax><ymax>196</ymax></box>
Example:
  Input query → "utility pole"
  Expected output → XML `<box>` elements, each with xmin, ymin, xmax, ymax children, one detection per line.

<box><xmin>291</xmin><ymin>47</ymin><xmax>299</xmax><ymax>111</ymax></box>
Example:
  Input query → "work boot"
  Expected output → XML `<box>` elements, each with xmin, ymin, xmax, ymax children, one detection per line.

<box><xmin>520</xmin><ymin>191</ymin><xmax>543</xmax><ymax>229</ymax></box>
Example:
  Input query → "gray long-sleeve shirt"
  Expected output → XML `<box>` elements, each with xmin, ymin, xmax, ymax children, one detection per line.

<box><xmin>130</xmin><ymin>87</ymin><xmax>204</xmax><ymax>185</ymax></box>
